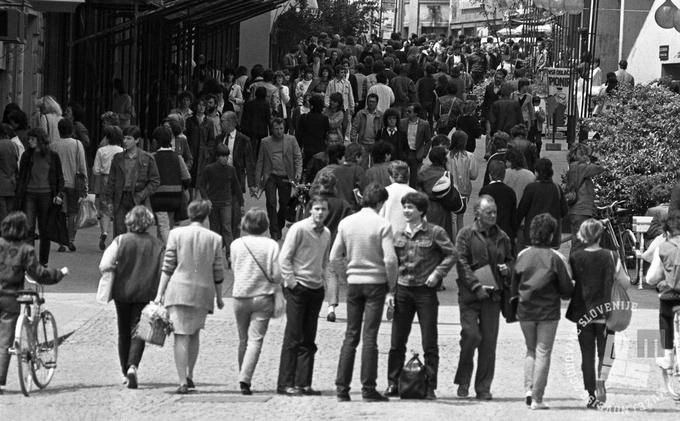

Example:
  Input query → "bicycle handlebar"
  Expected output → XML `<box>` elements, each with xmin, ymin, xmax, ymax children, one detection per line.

<box><xmin>595</xmin><ymin>200</ymin><xmax>627</xmax><ymax>211</ymax></box>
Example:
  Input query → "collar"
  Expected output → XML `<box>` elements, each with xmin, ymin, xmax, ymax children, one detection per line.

<box><xmin>404</xmin><ymin>221</ymin><xmax>427</xmax><ymax>237</ymax></box>
<box><xmin>489</xmin><ymin>180</ymin><xmax>502</xmax><ymax>184</ymax></box>
<box><xmin>157</xmin><ymin>147</ymin><xmax>173</xmax><ymax>152</ymax></box>
<box><xmin>408</xmin><ymin>119</ymin><xmax>419</xmax><ymax>125</ymax></box>
<box><xmin>472</xmin><ymin>220</ymin><xmax>498</xmax><ymax>235</ymax></box>
<box><xmin>228</xmin><ymin>129</ymin><xmax>237</xmax><ymax>139</ymax></box>
<box><xmin>305</xmin><ymin>217</ymin><xmax>326</xmax><ymax>234</ymax></box>
<box><xmin>125</xmin><ymin>148</ymin><xmax>137</xmax><ymax>159</ymax></box>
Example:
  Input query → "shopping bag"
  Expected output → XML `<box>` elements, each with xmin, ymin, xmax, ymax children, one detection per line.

<box><xmin>133</xmin><ymin>302</ymin><xmax>173</xmax><ymax>347</ymax></box>
<box><xmin>46</xmin><ymin>204</ymin><xmax>69</xmax><ymax>246</ymax></box>
<box><xmin>398</xmin><ymin>353</ymin><xmax>428</xmax><ymax>399</ymax></box>
<box><xmin>78</xmin><ymin>194</ymin><xmax>98</xmax><ymax>229</ymax></box>
<box><xmin>96</xmin><ymin>271</ymin><xmax>114</xmax><ymax>304</ymax></box>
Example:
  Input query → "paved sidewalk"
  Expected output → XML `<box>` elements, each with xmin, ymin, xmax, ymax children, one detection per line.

<box><xmin>1</xmin><ymin>293</ymin><xmax>678</xmax><ymax>420</ymax></box>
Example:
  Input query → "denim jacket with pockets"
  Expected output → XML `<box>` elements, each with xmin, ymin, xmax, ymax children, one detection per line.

<box><xmin>394</xmin><ymin>221</ymin><xmax>457</xmax><ymax>287</ymax></box>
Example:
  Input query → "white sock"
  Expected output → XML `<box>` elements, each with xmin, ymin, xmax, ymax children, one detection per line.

<box><xmin>328</xmin><ymin>305</ymin><xmax>335</xmax><ymax>313</ymax></box>
<box><xmin>664</xmin><ymin>349</ymin><xmax>674</xmax><ymax>359</ymax></box>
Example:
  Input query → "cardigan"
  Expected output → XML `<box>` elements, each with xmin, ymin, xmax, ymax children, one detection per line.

<box><xmin>230</xmin><ymin>235</ymin><xmax>282</xmax><ymax>298</ymax></box>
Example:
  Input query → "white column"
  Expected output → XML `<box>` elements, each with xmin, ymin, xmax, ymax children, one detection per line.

<box><xmin>618</xmin><ymin>0</ymin><xmax>625</xmax><ymax>61</ymax></box>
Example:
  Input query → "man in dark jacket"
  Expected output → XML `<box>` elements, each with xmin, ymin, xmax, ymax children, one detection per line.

<box><xmin>481</xmin><ymin>70</ymin><xmax>507</xmax><ymax>135</ymax></box>
<box><xmin>489</xmin><ymin>83</ymin><xmax>523</xmax><ymax>136</ymax></box>
<box><xmin>454</xmin><ymin>195</ymin><xmax>514</xmax><ymax>401</ymax></box>
<box><xmin>479</xmin><ymin>161</ymin><xmax>518</xmax><ymax>248</ymax></box>
<box><xmin>0</xmin><ymin>124</ymin><xmax>19</xmax><ymax>221</ymax></box>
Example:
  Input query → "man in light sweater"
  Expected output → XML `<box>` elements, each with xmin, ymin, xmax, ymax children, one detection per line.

<box><xmin>51</xmin><ymin>118</ymin><xmax>87</xmax><ymax>251</ymax></box>
<box><xmin>379</xmin><ymin>160</ymin><xmax>415</xmax><ymax>234</ymax></box>
<box><xmin>331</xmin><ymin>183</ymin><xmax>399</xmax><ymax>402</ymax></box>
<box><xmin>277</xmin><ymin>195</ymin><xmax>330</xmax><ymax>396</ymax></box>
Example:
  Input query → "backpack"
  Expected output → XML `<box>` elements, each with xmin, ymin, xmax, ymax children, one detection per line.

<box><xmin>398</xmin><ymin>353</ymin><xmax>428</xmax><ymax>399</ymax></box>
<box><xmin>659</xmin><ymin>238</ymin><xmax>680</xmax><ymax>292</ymax></box>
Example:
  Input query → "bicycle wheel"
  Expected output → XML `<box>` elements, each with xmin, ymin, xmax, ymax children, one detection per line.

<box><xmin>620</xmin><ymin>229</ymin><xmax>638</xmax><ymax>285</ymax></box>
<box><xmin>31</xmin><ymin>310</ymin><xmax>58</xmax><ymax>389</ymax></box>
<box><xmin>15</xmin><ymin>315</ymin><xmax>34</xmax><ymax>397</ymax></box>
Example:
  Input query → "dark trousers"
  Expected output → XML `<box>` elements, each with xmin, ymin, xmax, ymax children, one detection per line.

<box><xmin>454</xmin><ymin>298</ymin><xmax>500</xmax><ymax>394</ymax></box>
<box><xmin>406</xmin><ymin>152</ymin><xmax>421</xmax><ymax>189</ymax></box>
<box><xmin>113</xmin><ymin>192</ymin><xmax>136</xmax><ymax>237</ymax></box>
<box><xmin>387</xmin><ymin>285</ymin><xmax>439</xmax><ymax>389</ymax></box>
<box><xmin>577</xmin><ymin>323</ymin><xmax>608</xmax><ymax>393</ymax></box>
<box><xmin>528</xmin><ymin>123</ymin><xmax>542</xmax><ymax>154</ymax></box>
<box><xmin>64</xmin><ymin>187</ymin><xmax>79</xmax><ymax>242</ymax></box>
<box><xmin>114</xmin><ymin>301</ymin><xmax>147</xmax><ymax>374</ymax></box>
<box><xmin>24</xmin><ymin>192</ymin><xmax>52</xmax><ymax>265</ymax></box>
<box><xmin>335</xmin><ymin>283</ymin><xmax>386</xmax><ymax>393</ymax></box>
<box><xmin>264</xmin><ymin>175</ymin><xmax>291</xmax><ymax>240</ymax></box>
<box><xmin>277</xmin><ymin>284</ymin><xmax>325</xmax><ymax>389</ymax></box>
<box><xmin>660</xmin><ymin>299</ymin><xmax>680</xmax><ymax>349</ymax></box>
<box><xmin>0</xmin><ymin>196</ymin><xmax>15</xmax><ymax>222</ymax></box>
<box><xmin>231</xmin><ymin>195</ymin><xmax>243</xmax><ymax>239</ymax></box>
<box><xmin>208</xmin><ymin>204</ymin><xmax>233</xmax><ymax>251</ymax></box>
<box><xmin>0</xmin><ymin>307</ymin><xmax>19</xmax><ymax>385</ymax></box>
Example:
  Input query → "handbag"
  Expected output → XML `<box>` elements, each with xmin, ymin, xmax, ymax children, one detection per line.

<box><xmin>46</xmin><ymin>204</ymin><xmax>69</xmax><ymax>246</ymax></box>
<box><xmin>430</xmin><ymin>171</ymin><xmax>464</xmax><ymax>214</ymax></box>
<box><xmin>74</xmin><ymin>142</ymin><xmax>88</xmax><ymax>198</ymax></box>
<box><xmin>133</xmin><ymin>302</ymin><xmax>173</xmax><ymax>347</ymax></box>
<box><xmin>501</xmin><ymin>272</ymin><xmax>518</xmax><ymax>323</ymax></box>
<box><xmin>96</xmin><ymin>272</ymin><xmax>114</xmax><ymax>304</ymax></box>
<box><xmin>243</xmin><ymin>241</ymin><xmax>285</xmax><ymax>318</ymax></box>
<box><xmin>398</xmin><ymin>352</ymin><xmax>429</xmax><ymax>399</ymax></box>
<box><xmin>78</xmin><ymin>194</ymin><xmax>98</xmax><ymax>229</ymax></box>
<box><xmin>605</xmin><ymin>251</ymin><xmax>632</xmax><ymax>332</ymax></box>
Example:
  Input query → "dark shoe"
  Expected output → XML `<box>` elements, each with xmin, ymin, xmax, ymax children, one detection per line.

<box><xmin>0</xmin><ymin>387</ymin><xmax>4</xmax><ymax>395</ymax></box>
<box><xmin>476</xmin><ymin>392</ymin><xmax>493</xmax><ymax>401</ymax></box>
<box><xmin>337</xmin><ymin>391</ymin><xmax>351</xmax><ymax>402</ymax></box>
<box><xmin>586</xmin><ymin>394</ymin><xmax>601</xmax><ymax>409</ymax></box>
<box><xmin>240</xmin><ymin>382</ymin><xmax>252</xmax><ymax>395</ymax></box>
<box><xmin>99</xmin><ymin>234</ymin><xmax>107</xmax><ymax>251</ymax></box>
<box><xmin>277</xmin><ymin>386</ymin><xmax>302</xmax><ymax>396</ymax></box>
<box><xmin>58</xmin><ymin>245</ymin><xmax>66</xmax><ymax>252</ymax></box>
<box><xmin>327</xmin><ymin>311</ymin><xmax>336</xmax><ymax>322</ymax></box>
<box><xmin>384</xmin><ymin>384</ymin><xmax>399</xmax><ymax>397</ymax></box>
<box><xmin>297</xmin><ymin>386</ymin><xmax>321</xmax><ymax>396</ymax></box>
<box><xmin>176</xmin><ymin>384</ymin><xmax>190</xmax><ymax>394</ymax></box>
<box><xmin>126</xmin><ymin>366</ymin><xmax>138</xmax><ymax>389</ymax></box>
<box><xmin>186</xmin><ymin>378</ymin><xmax>195</xmax><ymax>389</ymax></box>
<box><xmin>68</xmin><ymin>242</ymin><xmax>76</xmax><ymax>252</ymax></box>
<box><xmin>362</xmin><ymin>389</ymin><xmax>389</xmax><ymax>402</ymax></box>
<box><xmin>425</xmin><ymin>389</ymin><xmax>437</xmax><ymax>400</ymax></box>
<box><xmin>457</xmin><ymin>384</ymin><xmax>469</xmax><ymax>397</ymax></box>
<box><xmin>525</xmin><ymin>392</ymin><xmax>532</xmax><ymax>407</ymax></box>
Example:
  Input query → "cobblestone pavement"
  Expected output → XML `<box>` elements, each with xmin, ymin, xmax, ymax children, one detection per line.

<box><xmin>3</xmin><ymin>136</ymin><xmax>678</xmax><ymax>419</ymax></box>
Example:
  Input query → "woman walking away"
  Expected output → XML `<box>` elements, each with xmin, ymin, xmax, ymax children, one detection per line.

<box><xmin>93</xmin><ymin>125</ymin><xmax>124</xmax><ymax>250</ymax></box>
<box><xmin>0</xmin><ymin>212</ymin><xmax>67</xmax><ymax>395</ymax></box>
<box><xmin>154</xmin><ymin>200</ymin><xmax>225</xmax><ymax>394</ymax></box>
<box><xmin>645</xmin><ymin>209</ymin><xmax>680</xmax><ymax>372</ymax></box>
<box><xmin>16</xmin><ymin>128</ymin><xmax>65</xmax><ymax>266</ymax></box>
<box><xmin>448</xmin><ymin>130</ymin><xmax>479</xmax><ymax>238</ymax></box>
<box><xmin>566</xmin><ymin>219</ymin><xmax>629</xmax><ymax>408</ymax></box>
<box><xmin>514</xmin><ymin>213</ymin><xmax>573</xmax><ymax>409</ymax></box>
<box><xmin>99</xmin><ymin>206</ymin><xmax>163</xmax><ymax>389</ymax></box>
<box><xmin>230</xmin><ymin>208</ymin><xmax>282</xmax><ymax>395</ymax></box>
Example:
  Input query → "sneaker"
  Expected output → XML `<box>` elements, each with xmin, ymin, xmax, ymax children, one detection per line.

<box><xmin>121</xmin><ymin>373</ymin><xmax>128</xmax><ymax>385</ymax></box>
<box><xmin>531</xmin><ymin>401</ymin><xmax>549</xmax><ymax>410</ymax></box>
<box><xmin>327</xmin><ymin>310</ymin><xmax>336</xmax><ymax>323</ymax></box>
<box><xmin>99</xmin><ymin>234</ymin><xmax>107</xmax><ymax>251</ymax></box>
<box><xmin>126</xmin><ymin>365</ymin><xmax>138</xmax><ymax>389</ymax></box>
<box><xmin>68</xmin><ymin>242</ymin><xmax>76</xmax><ymax>252</ymax></box>
<box><xmin>476</xmin><ymin>391</ymin><xmax>493</xmax><ymax>400</ymax></box>
<box><xmin>525</xmin><ymin>391</ymin><xmax>532</xmax><ymax>406</ymax></box>
<box><xmin>240</xmin><ymin>382</ymin><xmax>252</xmax><ymax>395</ymax></box>
<box><xmin>586</xmin><ymin>394</ymin><xmax>601</xmax><ymax>409</ymax></box>
<box><xmin>384</xmin><ymin>384</ymin><xmax>399</xmax><ymax>397</ymax></box>
<box><xmin>58</xmin><ymin>245</ymin><xmax>66</xmax><ymax>252</ymax></box>
<box><xmin>186</xmin><ymin>377</ymin><xmax>195</xmax><ymax>389</ymax></box>
<box><xmin>457</xmin><ymin>384</ymin><xmax>469</xmax><ymax>397</ymax></box>
<box><xmin>656</xmin><ymin>355</ymin><xmax>674</xmax><ymax>370</ymax></box>
<box><xmin>337</xmin><ymin>391</ymin><xmax>351</xmax><ymax>402</ymax></box>
<box><xmin>425</xmin><ymin>389</ymin><xmax>437</xmax><ymax>400</ymax></box>
<box><xmin>297</xmin><ymin>386</ymin><xmax>322</xmax><ymax>396</ymax></box>
<box><xmin>362</xmin><ymin>389</ymin><xmax>389</xmax><ymax>402</ymax></box>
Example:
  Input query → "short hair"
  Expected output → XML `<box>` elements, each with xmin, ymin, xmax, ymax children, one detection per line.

<box><xmin>1</xmin><ymin>211</ymin><xmax>28</xmax><ymax>241</ymax></box>
<box><xmin>329</xmin><ymin>92</ymin><xmax>344</xmax><ymax>109</ymax></box>
<box><xmin>187</xmin><ymin>200</ymin><xmax>211</xmax><ymax>222</ymax></box>
<box><xmin>315</xmin><ymin>171</ymin><xmax>337</xmax><ymax>195</ymax></box>
<box><xmin>152</xmin><ymin>126</ymin><xmax>173</xmax><ymax>148</ymax></box>
<box><xmin>493</xmin><ymin>131</ymin><xmax>510</xmax><ymax>149</ymax></box>
<box><xmin>388</xmin><ymin>160</ymin><xmax>410</xmax><ymax>183</ymax></box>
<box><xmin>534</xmin><ymin>158</ymin><xmax>554</xmax><ymax>181</ymax></box>
<box><xmin>408</xmin><ymin>102</ymin><xmax>423</xmax><ymax>115</ymax></box>
<box><xmin>241</xmin><ymin>207</ymin><xmax>269</xmax><ymax>235</ymax></box>
<box><xmin>308</xmin><ymin>194</ymin><xmax>329</xmax><ymax>208</ymax></box>
<box><xmin>529</xmin><ymin>213</ymin><xmax>556</xmax><ymax>246</ymax></box>
<box><xmin>103</xmin><ymin>125</ymin><xmax>123</xmax><ymax>146</ymax></box>
<box><xmin>362</xmin><ymin>183</ymin><xmax>388</xmax><ymax>208</ymax></box>
<box><xmin>567</xmin><ymin>142</ymin><xmax>591</xmax><ymax>164</ymax></box>
<box><xmin>428</xmin><ymin>146</ymin><xmax>447</xmax><ymax>166</ymax></box>
<box><xmin>165</xmin><ymin>117</ymin><xmax>183</xmax><ymax>137</ymax></box>
<box><xmin>180</xmin><ymin>91</ymin><xmax>194</xmax><ymax>103</ymax></box>
<box><xmin>327</xmin><ymin>143</ymin><xmax>346</xmax><ymax>164</ymax></box>
<box><xmin>473</xmin><ymin>194</ymin><xmax>496</xmax><ymax>215</ymax></box>
<box><xmin>124</xmin><ymin>206</ymin><xmax>155</xmax><ymax>233</ymax></box>
<box><xmin>221</xmin><ymin>111</ymin><xmax>238</xmax><ymax>127</ymax></box>
<box><xmin>488</xmin><ymin>159</ymin><xmax>506</xmax><ymax>181</ymax></box>
<box><xmin>371</xmin><ymin>141</ymin><xmax>392</xmax><ymax>164</ymax></box>
<box><xmin>665</xmin><ymin>209</ymin><xmax>680</xmax><ymax>235</ymax></box>
<box><xmin>101</xmin><ymin>111</ymin><xmax>120</xmax><ymax>127</ymax></box>
<box><xmin>123</xmin><ymin>125</ymin><xmax>141</xmax><ymax>139</ymax></box>
<box><xmin>0</xmin><ymin>123</ymin><xmax>14</xmax><ymax>139</ymax></box>
<box><xmin>344</xmin><ymin>142</ymin><xmax>363</xmax><ymax>163</ymax></box>
<box><xmin>517</xmin><ymin>78</ymin><xmax>531</xmax><ymax>91</ymax></box>
<box><xmin>366</xmin><ymin>93</ymin><xmax>379</xmax><ymax>103</ymax></box>
<box><xmin>505</xmin><ymin>147</ymin><xmax>526</xmax><ymax>169</ymax></box>
<box><xmin>376</xmin><ymin>71</ymin><xmax>387</xmax><ymax>84</ymax></box>
<box><xmin>57</xmin><ymin>118</ymin><xmax>73</xmax><ymax>138</ymax></box>
<box><xmin>431</xmin><ymin>134</ymin><xmax>451</xmax><ymax>149</ymax></box>
<box><xmin>401</xmin><ymin>191</ymin><xmax>429</xmax><ymax>215</ymax></box>
<box><xmin>619</xmin><ymin>59</ymin><xmax>628</xmax><ymax>69</ymax></box>
<box><xmin>215</xmin><ymin>143</ymin><xmax>230</xmax><ymax>157</ymax></box>
<box><xmin>510</xmin><ymin>124</ymin><xmax>528</xmax><ymax>138</ymax></box>
<box><xmin>270</xmin><ymin>117</ymin><xmax>286</xmax><ymax>129</ymax></box>
<box><xmin>309</xmin><ymin>95</ymin><xmax>324</xmax><ymax>112</ymax></box>
<box><xmin>500</xmin><ymin>82</ymin><xmax>514</xmax><ymax>97</ymax></box>
<box><xmin>577</xmin><ymin>218</ymin><xmax>604</xmax><ymax>245</ymax></box>
<box><xmin>68</xmin><ymin>102</ymin><xmax>86</xmax><ymax>123</ymax></box>
<box><xmin>254</xmin><ymin>87</ymin><xmax>267</xmax><ymax>100</ymax></box>
<box><xmin>7</xmin><ymin>110</ymin><xmax>28</xmax><ymax>130</ymax></box>
<box><xmin>450</xmin><ymin>130</ymin><xmax>468</xmax><ymax>152</ymax></box>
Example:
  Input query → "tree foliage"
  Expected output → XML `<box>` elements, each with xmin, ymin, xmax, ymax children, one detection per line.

<box><xmin>585</xmin><ymin>84</ymin><xmax>680</xmax><ymax>215</ymax></box>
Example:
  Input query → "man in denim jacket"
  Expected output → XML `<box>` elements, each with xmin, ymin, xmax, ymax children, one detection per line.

<box><xmin>454</xmin><ymin>195</ymin><xmax>514</xmax><ymax>400</ymax></box>
<box><xmin>385</xmin><ymin>192</ymin><xmax>456</xmax><ymax>400</ymax></box>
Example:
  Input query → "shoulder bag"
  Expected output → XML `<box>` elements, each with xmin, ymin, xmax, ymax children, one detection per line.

<box><xmin>605</xmin><ymin>251</ymin><xmax>632</xmax><ymax>332</ymax></box>
<box><xmin>97</xmin><ymin>237</ymin><xmax>120</xmax><ymax>304</ymax></box>
<box><xmin>243</xmin><ymin>241</ymin><xmax>285</xmax><ymax>318</ymax></box>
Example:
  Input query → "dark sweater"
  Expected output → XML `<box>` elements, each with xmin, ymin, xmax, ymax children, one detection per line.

<box><xmin>479</xmin><ymin>181</ymin><xmax>517</xmax><ymax>240</ymax></box>
<box><xmin>566</xmin><ymin>249</ymin><xmax>616</xmax><ymax>324</ymax></box>
<box><xmin>517</xmin><ymin>180</ymin><xmax>568</xmax><ymax>248</ymax></box>
<box><xmin>113</xmin><ymin>232</ymin><xmax>163</xmax><ymax>303</ymax></box>
<box><xmin>199</xmin><ymin>161</ymin><xmax>242</xmax><ymax>206</ymax></box>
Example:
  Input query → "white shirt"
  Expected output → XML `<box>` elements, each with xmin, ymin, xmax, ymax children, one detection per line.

<box><xmin>10</xmin><ymin>136</ymin><xmax>24</xmax><ymax>168</ymax></box>
<box><xmin>379</xmin><ymin>182</ymin><xmax>417</xmax><ymax>234</ymax></box>
<box><xmin>367</xmin><ymin>83</ymin><xmax>395</xmax><ymax>113</ymax></box>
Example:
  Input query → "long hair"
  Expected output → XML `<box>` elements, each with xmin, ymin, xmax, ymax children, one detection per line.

<box><xmin>27</xmin><ymin>127</ymin><xmax>51</xmax><ymax>155</ymax></box>
<box><xmin>38</xmin><ymin>95</ymin><xmax>63</xmax><ymax>116</ymax></box>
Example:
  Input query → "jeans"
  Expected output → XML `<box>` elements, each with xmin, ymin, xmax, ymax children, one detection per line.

<box><xmin>24</xmin><ymin>192</ymin><xmax>52</xmax><ymax>265</ymax></box>
<box><xmin>520</xmin><ymin>320</ymin><xmax>559</xmax><ymax>402</ymax></box>
<box><xmin>155</xmin><ymin>212</ymin><xmax>175</xmax><ymax>245</ymax></box>
<box><xmin>660</xmin><ymin>299</ymin><xmax>680</xmax><ymax>349</ymax></box>
<box><xmin>0</xmin><ymin>307</ymin><xmax>19</xmax><ymax>385</ymax></box>
<box><xmin>577</xmin><ymin>322</ymin><xmax>608</xmax><ymax>393</ymax></box>
<box><xmin>231</xmin><ymin>195</ymin><xmax>243</xmax><ymax>239</ymax></box>
<box><xmin>335</xmin><ymin>283</ymin><xmax>387</xmax><ymax>394</ymax></box>
<box><xmin>387</xmin><ymin>285</ymin><xmax>439</xmax><ymax>389</ymax></box>
<box><xmin>264</xmin><ymin>175</ymin><xmax>291</xmax><ymax>240</ymax></box>
<box><xmin>208</xmin><ymin>205</ymin><xmax>233</xmax><ymax>251</ymax></box>
<box><xmin>64</xmin><ymin>187</ymin><xmax>79</xmax><ymax>243</ymax></box>
<box><xmin>454</xmin><ymin>298</ymin><xmax>500</xmax><ymax>394</ymax></box>
<box><xmin>405</xmin><ymin>152</ymin><xmax>421</xmax><ymax>189</ymax></box>
<box><xmin>114</xmin><ymin>301</ymin><xmax>147</xmax><ymax>374</ymax></box>
<box><xmin>277</xmin><ymin>284</ymin><xmax>325</xmax><ymax>389</ymax></box>
<box><xmin>0</xmin><ymin>196</ymin><xmax>15</xmax><ymax>222</ymax></box>
<box><xmin>325</xmin><ymin>260</ymin><xmax>347</xmax><ymax>307</ymax></box>
<box><xmin>113</xmin><ymin>192</ymin><xmax>136</xmax><ymax>237</ymax></box>
<box><xmin>234</xmin><ymin>295</ymin><xmax>274</xmax><ymax>384</ymax></box>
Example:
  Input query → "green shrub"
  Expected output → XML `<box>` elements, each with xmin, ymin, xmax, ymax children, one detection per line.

<box><xmin>585</xmin><ymin>84</ymin><xmax>680</xmax><ymax>215</ymax></box>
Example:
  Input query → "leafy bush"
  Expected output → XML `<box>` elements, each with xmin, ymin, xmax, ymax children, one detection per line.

<box><xmin>585</xmin><ymin>84</ymin><xmax>680</xmax><ymax>215</ymax></box>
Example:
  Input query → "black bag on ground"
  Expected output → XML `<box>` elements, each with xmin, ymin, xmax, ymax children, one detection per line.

<box><xmin>398</xmin><ymin>353</ymin><xmax>428</xmax><ymax>399</ymax></box>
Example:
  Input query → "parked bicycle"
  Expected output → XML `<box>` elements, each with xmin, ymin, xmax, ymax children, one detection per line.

<box><xmin>8</xmin><ymin>272</ymin><xmax>66</xmax><ymax>396</ymax></box>
<box><xmin>594</xmin><ymin>200</ymin><xmax>638</xmax><ymax>284</ymax></box>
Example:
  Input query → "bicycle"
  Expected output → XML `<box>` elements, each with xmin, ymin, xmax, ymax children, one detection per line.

<box><xmin>289</xmin><ymin>180</ymin><xmax>311</xmax><ymax>223</ymax></box>
<box><xmin>7</xmin><ymin>275</ymin><xmax>63</xmax><ymax>396</ymax></box>
<box><xmin>594</xmin><ymin>200</ymin><xmax>638</xmax><ymax>284</ymax></box>
<box><xmin>660</xmin><ymin>307</ymin><xmax>680</xmax><ymax>399</ymax></box>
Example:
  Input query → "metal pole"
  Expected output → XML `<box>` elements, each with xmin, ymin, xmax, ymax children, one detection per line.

<box><xmin>618</xmin><ymin>0</ymin><xmax>625</xmax><ymax>61</ymax></box>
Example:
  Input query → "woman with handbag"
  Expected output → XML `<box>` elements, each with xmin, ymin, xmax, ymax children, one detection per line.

<box><xmin>99</xmin><ymin>206</ymin><xmax>163</xmax><ymax>389</ymax></box>
<box><xmin>566</xmin><ymin>219</ymin><xmax>629</xmax><ymax>408</ymax></box>
<box><xmin>154</xmin><ymin>200</ymin><xmax>225</xmax><ymax>394</ymax></box>
<box><xmin>514</xmin><ymin>213</ymin><xmax>573</xmax><ymax>409</ymax></box>
<box><xmin>448</xmin><ymin>130</ymin><xmax>479</xmax><ymax>239</ymax></box>
<box><xmin>230</xmin><ymin>208</ymin><xmax>283</xmax><ymax>395</ymax></box>
<box><xmin>417</xmin><ymin>147</ymin><xmax>454</xmax><ymax>239</ymax></box>
<box><xmin>16</xmin><ymin>127</ymin><xmax>65</xmax><ymax>266</ymax></box>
